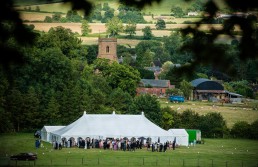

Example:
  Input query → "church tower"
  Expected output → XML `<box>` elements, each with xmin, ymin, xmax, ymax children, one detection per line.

<box><xmin>97</xmin><ymin>37</ymin><xmax>118</xmax><ymax>62</ymax></box>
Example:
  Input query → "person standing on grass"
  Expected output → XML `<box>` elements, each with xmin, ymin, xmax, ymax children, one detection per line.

<box><xmin>164</xmin><ymin>142</ymin><xmax>167</xmax><ymax>152</ymax></box>
<box><xmin>172</xmin><ymin>138</ymin><xmax>176</xmax><ymax>150</ymax></box>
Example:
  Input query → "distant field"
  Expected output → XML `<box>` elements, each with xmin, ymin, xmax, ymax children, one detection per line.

<box><xmin>21</xmin><ymin>12</ymin><xmax>57</xmax><ymax>21</ymax></box>
<box><xmin>159</xmin><ymin>99</ymin><xmax>258</xmax><ymax>128</ymax></box>
<box><xmin>15</xmin><ymin>1</ymin><xmax>120</xmax><ymax>16</ymax></box>
<box><xmin>15</xmin><ymin>3</ymin><xmax>72</xmax><ymax>14</ymax></box>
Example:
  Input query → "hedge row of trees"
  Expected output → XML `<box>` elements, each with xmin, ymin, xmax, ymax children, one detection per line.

<box><xmin>43</xmin><ymin>3</ymin><xmax>146</xmax><ymax>24</ymax></box>
<box><xmin>44</xmin><ymin>10</ymin><xmax>82</xmax><ymax>23</ymax></box>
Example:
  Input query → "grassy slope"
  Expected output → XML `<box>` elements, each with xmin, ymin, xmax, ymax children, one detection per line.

<box><xmin>159</xmin><ymin>99</ymin><xmax>258</xmax><ymax>128</ymax></box>
<box><xmin>0</xmin><ymin>133</ymin><xmax>258</xmax><ymax>167</ymax></box>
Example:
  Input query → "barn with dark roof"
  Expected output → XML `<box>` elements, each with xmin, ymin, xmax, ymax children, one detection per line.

<box><xmin>191</xmin><ymin>78</ymin><xmax>242</xmax><ymax>102</ymax></box>
<box><xmin>191</xmin><ymin>78</ymin><xmax>226</xmax><ymax>101</ymax></box>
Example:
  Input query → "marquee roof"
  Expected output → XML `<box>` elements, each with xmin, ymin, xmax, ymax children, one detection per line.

<box><xmin>41</xmin><ymin>126</ymin><xmax>65</xmax><ymax>132</ymax></box>
<box><xmin>50</xmin><ymin>111</ymin><xmax>174</xmax><ymax>143</ymax></box>
<box><xmin>168</xmin><ymin>129</ymin><xmax>189</xmax><ymax>146</ymax></box>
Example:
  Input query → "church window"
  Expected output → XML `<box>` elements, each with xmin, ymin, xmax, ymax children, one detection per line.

<box><xmin>106</xmin><ymin>46</ymin><xmax>109</xmax><ymax>53</ymax></box>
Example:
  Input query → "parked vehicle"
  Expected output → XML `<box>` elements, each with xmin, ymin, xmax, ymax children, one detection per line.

<box><xmin>10</xmin><ymin>152</ymin><xmax>37</xmax><ymax>161</ymax></box>
<box><xmin>168</xmin><ymin>95</ymin><xmax>185</xmax><ymax>102</ymax></box>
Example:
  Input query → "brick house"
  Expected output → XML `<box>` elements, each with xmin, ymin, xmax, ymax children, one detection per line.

<box><xmin>136</xmin><ymin>79</ymin><xmax>175</xmax><ymax>97</ymax></box>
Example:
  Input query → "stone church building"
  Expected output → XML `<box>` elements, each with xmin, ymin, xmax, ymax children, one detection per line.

<box><xmin>97</xmin><ymin>38</ymin><xmax>118</xmax><ymax>62</ymax></box>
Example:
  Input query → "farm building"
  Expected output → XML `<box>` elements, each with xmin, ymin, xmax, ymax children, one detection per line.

<box><xmin>191</xmin><ymin>78</ymin><xmax>225</xmax><ymax>101</ymax></box>
<box><xmin>191</xmin><ymin>78</ymin><xmax>242</xmax><ymax>102</ymax></box>
<box><xmin>48</xmin><ymin>111</ymin><xmax>176</xmax><ymax>144</ymax></box>
<box><xmin>136</xmin><ymin>79</ymin><xmax>175</xmax><ymax>97</ymax></box>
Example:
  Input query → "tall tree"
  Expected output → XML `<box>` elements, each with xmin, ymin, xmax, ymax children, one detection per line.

<box><xmin>124</xmin><ymin>21</ymin><xmax>136</xmax><ymax>37</ymax></box>
<box><xmin>179</xmin><ymin>109</ymin><xmax>200</xmax><ymax>129</ymax></box>
<box><xmin>0</xmin><ymin>72</ymin><xmax>12</xmax><ymax>132</ymax></box>
<box><xmin>101</xmin><ymin>8</ymin><xmax>115</xmax><ymax>23</ymax></box>
<box><xmin>155</xmin><ymin>19</ymin><xmax>166</xmax><ymax>30</ymax></box>
<box><xmin>171</xmin><ymin>6</ymin><xmax>185</xmax><ymax>18</ymax></box>
<box><xmin>198</xmin><ymin>112</ymin><xmax>227</xmax><ymax>138</ymax></box>
<box><xmin>141</xmin><ymin>49</ymin><xmax>154</xmax><ymax>67</ymax></box>
<box><xmin>142</xmin><ymin>26</ymin><xmax>153</xmax><ymax>40</ymax></box>
<box><xmin>105</xmin><ymin>17</ymin><xmax>124</xmax><ymax>37</ymax></box>
<box><xmin>129</xmin><ymin>94</ymin><xmax>162</xmax><ymax>127</ymax></box>
<box><xmin>108</xmin><ymin>88</ymin><xmax>133</xmax><ymax>113</ymax></box>
<box><xmin>45</xmin><ymin>96</ymin><xmax>60</xmax><ymax>125</ymax></box>
<box><xmin>22</xmin><ymin>87</ymin><xmax>40</xmax><ymax>129</ymax></box>
<box><xmin>135</xmin><ymin>40</ymin><xmax>162</xmax><ymax>67</ymax></box>
<box><xmin>66</xmin><ymin>10</ymin><xmax>82</xmax><ymax>22</ymax></box>
<box><xmin>161</xmin><ymin>107</ymin><xmax>174</xmax><ymax>130</ymax></box>
<box><xmin>81</xmin><ymin>20</ymin><xmax>92</xmax><ymax>36</ymax></box>
<box><xmin>105</xmin><ymin>62</ymin><xmax>141</xmax><ymax>96</ymax></box>
<box><xmin>36</xmin><ymin>26</ymin><xmax>83</xmax><ymax>58</ymax></box>
<box><xmin>179</xmin><ymin>80</ymin><xmax>193</xmax><ymax>100</ymax></box>
<box><xmin>6</xmin><ymin>89</ymin><xmax>24</xmax><ymax>132</ymax></box>
<box><xmin>159</xmin><ymin>61</ymin><xmax>173</xmax><ymax>78</ymax></box>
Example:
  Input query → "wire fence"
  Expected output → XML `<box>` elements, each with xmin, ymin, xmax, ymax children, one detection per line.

<box><xmin>0</xmin><ymin>157</ymin><xmax>258</xmax><ymax>167</ymax></box>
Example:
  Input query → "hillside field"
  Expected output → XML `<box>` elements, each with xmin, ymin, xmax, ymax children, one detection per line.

<box><xmin>159</xmin><ymin>99</ymin><xmax>258</xmax><ymax>128</ymax></box>
<box><xmin>0</xmin><ymin>133</ymin><xmax>258</xmax><ymax>167</ymax></box>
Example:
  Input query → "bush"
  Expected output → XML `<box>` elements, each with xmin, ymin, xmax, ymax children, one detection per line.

<box><xmin>230</xmin><ymin>121</ymin><xmax>251</xmax><ymax>138</ymax></box>
<box><xmin>198</xmin><ymin>112</ymin><xmax>227</xmax><ymax>138</ymax></box>
<box><xmin>250</xmin><ymin>120</ymin><xmax>258</xmax><ymax>139</ymax></box>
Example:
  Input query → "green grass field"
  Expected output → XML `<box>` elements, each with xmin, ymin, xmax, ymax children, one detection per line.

<box><xmin>0</xmin><ymin>133</ymin><xmax>258</xmax><ymax>167</ymax></box>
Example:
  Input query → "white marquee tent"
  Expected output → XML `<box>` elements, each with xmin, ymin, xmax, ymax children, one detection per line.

<box><xmin>167</xmin><ymin>129</ymin><xmax>189</xmax><ymax>146</ymax></box>
<box><xmin>49</xmin><ymin>111</ymin><xmax>175</xmax><ymax>143</ymax></box>
<box><xmin>41</xmin><ymin>126</ymin><xmax>65</xmax><ymax>142</ymax></box>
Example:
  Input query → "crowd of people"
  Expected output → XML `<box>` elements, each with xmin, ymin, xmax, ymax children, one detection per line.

<box><xmin>51</xmin><ymin>137</ymin><xmax>177</xmax><ymax>152</ymax></box>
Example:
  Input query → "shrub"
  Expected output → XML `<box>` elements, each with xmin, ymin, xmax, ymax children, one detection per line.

<box><xmin>230</xmin><ymin>121</ymin><xmax>251</xmax><ymax>138</ymax></box>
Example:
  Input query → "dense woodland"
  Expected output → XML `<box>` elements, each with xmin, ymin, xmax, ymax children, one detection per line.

<box><xmin>0</xmin><ymin>0</ymin><xmax>258</xmax><ymax>139</ymax></box>
<box><xmin>0</xmin><ymin>25</ymin><xmax>257</xmax><ymax>139</ymax></box>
